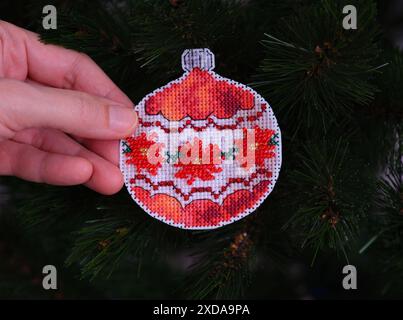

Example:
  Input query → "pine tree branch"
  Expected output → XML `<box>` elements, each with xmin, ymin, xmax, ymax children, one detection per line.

<box><xmin>252</xmin><ymin>0</ymin><xmax>383</xmax><ymax>130</ymax></box>
<box><xmin>283</xmin><ymin>136</ymin><xmax>376</xmax><ymax>263</ymax></box>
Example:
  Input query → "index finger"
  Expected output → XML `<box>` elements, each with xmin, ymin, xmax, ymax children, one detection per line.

<box><xmin>0</xmin><ymin>20</ymin><xmax>132</xmax><ymax>106</ymax></box>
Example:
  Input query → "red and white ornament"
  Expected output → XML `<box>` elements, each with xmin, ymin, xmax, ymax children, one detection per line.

<box><xmin>120</xmin><ymin>49</ymin><xmax>282</xmax><ymax>229</ymax></box>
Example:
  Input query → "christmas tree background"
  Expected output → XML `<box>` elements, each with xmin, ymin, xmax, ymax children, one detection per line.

<box><xmin>0</xmin><ymin>0</ymin><xmax>402</xmax><ymax>299</ymax></box>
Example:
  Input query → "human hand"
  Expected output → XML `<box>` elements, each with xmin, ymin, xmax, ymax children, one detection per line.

<box><xmin>0</xmin><ymin>21</ymin><xmax>138</xmax><ymax>194</ymax></box>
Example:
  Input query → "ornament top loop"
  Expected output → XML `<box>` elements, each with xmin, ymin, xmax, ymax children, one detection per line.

<box><xmin>181</xmin><ymin>48</ymin><xmax>215</xmax><ymax>72</ymax></box>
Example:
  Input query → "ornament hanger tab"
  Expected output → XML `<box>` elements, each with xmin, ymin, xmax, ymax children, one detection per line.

<box><xmin>181</xmin><ymin>48</ymin><xmax>215</xmax><ymax>72</ymax></box>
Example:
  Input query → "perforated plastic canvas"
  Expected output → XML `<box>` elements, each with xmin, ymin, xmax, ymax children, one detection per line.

<box><xmin>120</xmin><ymin>49</ymin><xmax>282</xmax><ymax>229</ymax></box>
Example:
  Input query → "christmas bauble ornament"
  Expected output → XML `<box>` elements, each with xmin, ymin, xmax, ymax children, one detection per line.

<box><xmin>120</xmin><ymin>49</ymin><xmax>282</xmax><ymax>229</ymax></box>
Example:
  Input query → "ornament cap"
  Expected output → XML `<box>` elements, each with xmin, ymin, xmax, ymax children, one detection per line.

<box><xmin>181</xmin><ymin>48</ymin><xmax>215</xmax><ymax>72</ymax></box>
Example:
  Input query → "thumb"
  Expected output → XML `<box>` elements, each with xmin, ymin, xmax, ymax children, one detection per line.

<box><xmin>0</xmin><ymin>79</ymin><xmax>137</xmax><ymax>140</ymax></box>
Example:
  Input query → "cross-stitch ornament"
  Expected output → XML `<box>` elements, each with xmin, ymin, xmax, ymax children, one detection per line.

<box><xmin>120</xmin><ymin>49</ymin><xmax>282</xmax><ymax>229</ymax></box>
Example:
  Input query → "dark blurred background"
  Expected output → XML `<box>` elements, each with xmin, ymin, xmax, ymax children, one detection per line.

<box><xmin>0</xmin><ymin>0</ymin><xmax>402</xmax><ymax>299</ymax></box>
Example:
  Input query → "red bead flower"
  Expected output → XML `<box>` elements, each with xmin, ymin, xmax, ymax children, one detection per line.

<box><xmin>174</xmin><ymin>138</ymin><xmax>223</xmax><ymax>185</ymax></box>
<box><xmin>235</xmin><ymin>127</ymin><xmax>276</xmax><ymax>169</ymax></box>
<box><xmin>124</xmin><ymin>133</ymin><xmax>163</xmax><ymax>176</ymax></box>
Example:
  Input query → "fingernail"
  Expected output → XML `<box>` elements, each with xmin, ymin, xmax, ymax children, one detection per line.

<box><xmin>109</xmin><ymin>106</ymin><xmax>137</xmax><ymax>133</ymax></box>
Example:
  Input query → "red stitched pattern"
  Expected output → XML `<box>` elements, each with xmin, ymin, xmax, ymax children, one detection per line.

<box><xmin>174</xmin><ymin>139</ymin><xmax>223</xmax><ymax>185</ymax></box>
<box><xmin>145</xmin><ymin>68</ymin><xmax>255</xmax><ymax>120</ymax></box>
<box><xmin>235</xmin><ymin>127</ymin><xmax>276</xmax><ymax>169</ymax></box>
<box><xmin>124</xmin><ymin>133</ymin><xmax>162</xmax><ymax>176</ymax></box>
<box><xmin>138</xmin><ymin>103</ymin><xmax>268</xmax><ymax>133</ymax></box>
<box><xmin>131</xmin><ymin>180</ymin><xmax>271</xmax><ymax>228</ymax></box>
<box><xmin>120</xmin><ymin>49</ymin><xmax>282</xmax><ymax>229</ymax></box>
<box><xmin>130</xmin><ymin>168</ymin><xmax>272</xmax><ymax>201</ymax></box>
<box><xmin>123</xmin><ymin>126</ymin><xmax>276</xmax><ymax>180</ymax></box>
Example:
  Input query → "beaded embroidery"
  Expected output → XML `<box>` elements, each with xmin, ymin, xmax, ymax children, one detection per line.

<box><xmin>120</xmin><ymin>49</ymin><xmax>282</xmax><ymax>229</ymax></box>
